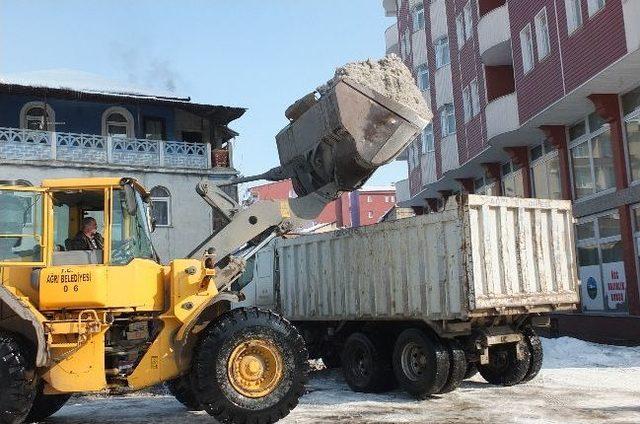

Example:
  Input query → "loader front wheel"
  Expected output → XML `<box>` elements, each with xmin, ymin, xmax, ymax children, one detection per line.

<box><xmin>192</xmin><ymin>308</ymin><xmax>308</xmax><ymax>424</ymax></box>
<box><xmin>166</xmin><ymin>375</ymin><xmax>202</xmax><ymax>411</ymax></box>
<box><xmin>24</xmin><ymin>380</ymin><xmax>71</xmax><ymax>423</ymax></box>
<box><xmin>478</xmin><ymin>339</ymin><xmax>531</xmax><ymax>386</ymax></box>
<box><xmin>0</xmin><ymin>332</ymin><xmax>36</xmax><ymax>424</ymax></box>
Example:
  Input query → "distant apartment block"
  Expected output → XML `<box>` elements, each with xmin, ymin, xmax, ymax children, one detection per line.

<box><xmin>383</xmin><ymin>0</ymin><xmax>640</xmax><ymax>320</ymax></box>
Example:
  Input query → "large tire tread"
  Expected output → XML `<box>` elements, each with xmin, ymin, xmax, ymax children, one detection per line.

<box><xmin>478</xmin><ymin>339</ymin><xmax>531</xmax><ymax>387</ymax></box>
<box><xmin>192</xmin><ymin>308</ymin><xmax>308</xmax><ymax>424</ymax></box>
<box><xmin>437</xmin><ymin>339</ymin><xmax>466</xmax><ymax>394</ymax></box>
<box><xmin>166</xmin><ymin>375</ymin><xmax>202</xmax><ymax>411</ymax></box>
<box><xmin>340</xmin><ymin>332</ymin><xmax>395</xmax><ymax>393</ymax></box>
<box><xmin>24</xmin><ymin>380</ymin><xmax>71</xmax><ymax>423</ymax></box>
<box><xmin>0</xmin><ymin>331</ymin><xmax>36</xmax><ymax>424</ymax></box>
<box><xmin>521</xmin><ymin>327</ymin><xmax>543</xmax><ymax>383</ymax></box>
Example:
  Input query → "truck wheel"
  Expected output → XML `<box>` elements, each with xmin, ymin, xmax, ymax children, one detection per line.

<box><xmin>24</xmin><ymin>380</ymin><xmax>71</xmax><ymax>423</ymax></box>
<box><xmin>166</xmin><ymin>375</ymin><xmax>202</xmax><ymax>411</ymax></box>
<box><xmin>437</xmin><ymin>339</ymin><xmax>466</xmax><ymax>394</ymax></box>
<box><xmin>0</xmin><ymin>332</ymin><xmax>36</xmax><ymax>424</ymax></box>
<box><xmin>340</xmin><ymin>332</ymin><xmax>395</xmax><ymax>393</ymax></box>
<box><xmin>464</xmin><ymin>362</ymin><xmax>478</xmax><ymax>380</ymax></box>
<box><xmin>192</xmin><ymin>308</ymin><xmax>308</xmax><ymax>424</ymax></box>
<box><xmin>392</xmin><ymin>329</ymin><xmax>450</xmax><ymax>399</ymax></box>
<box><xmin>478</xmin><ymin>339</ymin><xmax>531</xmax><ymax>386</ymax></box>
<box><xmin>521</xmin><ymin>327</ymin><xmax>543</xmax><ymax>383</ymax></box>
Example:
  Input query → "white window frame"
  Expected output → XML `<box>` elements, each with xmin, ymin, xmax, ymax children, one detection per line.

<box><xmin>587</xmin><ymin>0</ymin><xmax>605</xmax><ymax>17</ymax></box>
<box><xmin>462</xmin><ymin>86</ymin><xmax>472</xmax><ymax>123</ymax></box>
<box><xmin>435</xmin><ymin>37</ymin><xmax>450</xmax><ymax>69</ymax></box>
<box><xmin>368</xmin><ymin>211</ymin><xmax>374</xmax><ymax>219</ymax></box>
<box><xmin>19</xmin><ymin>101</ymin><xmax>56</xmax><ymax>131</ymax></box>
<box><xmin>440</xmin><ymin>104</ymin><xmax>456</xmax><ymax>137</ymax></box>
<box><xmin>150</xmin><ymin>187</ymin><xmax>172</xmax><ymax>227</ymax></box>
<box><xmin>456</xmin><ymin>14</ymin><xmax>465</xmax><ymax>48</ymax></box>
<box><xmin>414</xmin><ymin>4</ymin><xmax>425</xmax><ymax>31</ymax></box>
<box><xmin>568</xmin><ymin>116</ymin><xmax>615</xmax><ymax>201</ymax></box>
<box><xmin>417</xmin><ymin>64</ymin><xmax>430</xmax><ymax>90</ymax></box>
<box><xmin>565</xmin><ymin>0</ymin><xmax>583</xmax><ymax>35</ymax></box>
<box><xmin>530</xmin><ymin>142</ymin><xmax>561</xmax><ymax>199</ymax></box>
<box><xmin>520</xmin><ymin>24</ymin><xmax>535</xmax><ymax>74</ymax></box>
<box><xmin>367</xmin><ymin>195</ymin><xmax>372</xmax><ymax>203</ymax></box>
<box><xmin>422</xmin><ymin>123</ymin><xmax>434</xmax><ymax>153</ymax></box>
<box><xmin>535</xmin><ymin>7</ymin><xmax>551</xmax><ymax>60</ymax></box>
<box><xmin>102</xmin><ymin>106</ymin><xmax>135</xmax><ymax>138</ymax></box>
<box><xmin>470</xmin><ymin>78</ymin><xmax>480</xmax><ymax>116</ymax></box>
<box><xmin>463</xmin><ymin>1</ymin><xmax>473</xmax><ymax>40</ymax></box>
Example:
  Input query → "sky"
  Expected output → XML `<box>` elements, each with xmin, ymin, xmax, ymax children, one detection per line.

<box><xmin>0</xmin><ymin>0</ymin><xmax>407</xmax><ymax>189</ymax></box>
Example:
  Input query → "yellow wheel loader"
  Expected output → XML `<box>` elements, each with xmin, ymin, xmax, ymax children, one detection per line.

<box><xmin>0</xmin><ymin>77</ymin><xmax>428</xmax><ymax>423</ymax></box>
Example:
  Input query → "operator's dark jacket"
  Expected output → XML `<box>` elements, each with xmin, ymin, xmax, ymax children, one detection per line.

<box><xmin>65</xmin><ymin>232</ymin><xmax>104</xmax><ymax>251</ymax></box>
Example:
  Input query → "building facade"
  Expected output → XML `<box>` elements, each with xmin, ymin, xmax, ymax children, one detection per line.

<box><xmin>248</xmin><ymin>180</ymin><xmax>397</xmax><ymax>228</ymax></box>
<box><xmin>384</xmin><ymin>0</ymin><xmax>640</xmax><ymax>319</ymax></box>
<box><xmin>0</xmin><ymin>70</ymin><xmax>244</xmax><ymax>262</ymax></box>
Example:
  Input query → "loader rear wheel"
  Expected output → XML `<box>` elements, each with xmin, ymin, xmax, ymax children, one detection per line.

<box><xmin>166</xmin><ymin>375</ymin><xmax>202</xmax><ymax>411</ymax></box>
<box><xmin>392</xmin><ymin>329</ymin><xmax>450</xmax><ymax>399</ymax></box>
<box><xmin>437</xmin><ymin>339</ymin><xmax>466</xmax><ymax>394</ymax></box>
<box><xmin>24</xmin><ymin>380</ymin><xmax>71</xmax><ymax>423</ymax></box>
<box><xmin>192</xmin><ymin>308</ymin><xmax>308</xmax><ymax>424</ymax></box>
<box><xmin>341</xmin><ymin>332</ymin><xmax>395</xmax><ymax>393</ymax></box>
<box><xmin>0</xmin><ymin>332</ymin><xmax>36</xmax><ymax>424</ymax></box>
<box><xmin>478</xmin><ymin>339</ymin><xmax>531</xmax><ymax>386</ymax></box>
<box><xmin>521</xmin><ymin>327</ymin><xmax>543</xmax><ymax>383</ymax></box>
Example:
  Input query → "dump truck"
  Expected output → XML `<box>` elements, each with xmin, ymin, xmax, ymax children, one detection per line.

<box><xmin>0</xmin><ymin>71</ymin><xmax>429</xmax><ymax>423</ymax></box>
<box><xmin>234</xmin><ymin>195</ymin><xmax>581</xmax><ymax>397</ymax></box>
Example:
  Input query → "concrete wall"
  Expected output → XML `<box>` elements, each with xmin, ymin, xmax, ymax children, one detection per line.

<box><xmin>0</xmin><ymin>164</ymin><xmax>230</xmax><ymax>262</ymax></box>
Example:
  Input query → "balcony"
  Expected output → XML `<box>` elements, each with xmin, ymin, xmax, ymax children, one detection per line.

<box><xmin>0</xmin><ymin>127</ymin><xmax>227</xmax><ymax>171</ymax></box>
<box><xmin>385</xmin><ymin>23</ymin><xmax>399</xmax><ymax>56</ymax></box>
<box><xmin>478</xmin><ymin>3</ymin><xmax>512</xmax><ymax>66</ymax></box>
<box><xmin>382</xmin><ymin>0</ymin><xmax>398</xmax><ymax>17</ymax></box>
<box><xmin>485</xmin><ymin>92</ymin><xmax>519</xmax><ymax>140</ymax></box>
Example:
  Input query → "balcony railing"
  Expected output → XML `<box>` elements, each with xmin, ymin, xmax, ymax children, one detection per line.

<box><xmin>478</xmin><ymin>4</ymin><xmax>512</xmax><ymax>66</ymax></box>
<box><xmin>0</xmin><ymin>127</ymin><xmax>219</xmax><ymax>170</ymax></box>
<box><xmin>485</xmin><ymin>92</ymin><xmax>520</xmax><ymax>140</ymax></box>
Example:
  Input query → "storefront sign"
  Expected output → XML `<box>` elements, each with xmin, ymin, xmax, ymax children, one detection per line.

<box><xmin>602</xmin><ymin>261</ymin><xmax>628</xmax><ymax>312</ymax></box>
<box><xmin>579</xmin><ymin>265</ymin><xmax>605</xmax><ymax>311</ymax></box>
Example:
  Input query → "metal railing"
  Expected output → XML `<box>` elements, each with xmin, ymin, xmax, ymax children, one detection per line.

<box><xmin>0</xmin><ymin>127</ymin><xmax>214</xmax><ymax>169</ymax></box>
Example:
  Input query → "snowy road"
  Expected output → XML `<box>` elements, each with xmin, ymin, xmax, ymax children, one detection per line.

<box><xmin>46</xmin><ymin>338</ymin><xmax>640</xmax><ymax>424</ymax></box>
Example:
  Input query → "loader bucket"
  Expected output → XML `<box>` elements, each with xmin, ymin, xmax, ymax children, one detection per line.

<box><xmin>276</xmin><ymin>78</ymin><xmax>430</xmax><ymax>198</ymax></box>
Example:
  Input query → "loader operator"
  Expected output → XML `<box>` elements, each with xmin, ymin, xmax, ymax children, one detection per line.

<box><xmin>66</xmin><ymin>217</ymin><xmax>104</xmax><ymax>251</ymax></box>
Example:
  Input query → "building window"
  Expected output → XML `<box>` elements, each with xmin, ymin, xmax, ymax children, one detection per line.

<box><xmin>463</xmin><ymin>87</ymin><xmax>472</xmax><ymax>123</ymax></box>
<box><xmin>577</xmin><ymin>211</ymin><xmax>626</xmax><ymax>313</ymax></box>
<box><xmin>102</xmin><ymin>107</ymin><xmax>134</xmax><ymax>138</ymax></box>
<box><xmin>624</xmin><ymin>87</ymin><xmax>640</xmax><ymax>182</ymax></box>
<box><xmin>470</xmin><ymin>79</ymin><xmax>480</xmax><ymax>117</ymax></box>
<box><xmin>463</xmin><ymin>1</ymin><xmax>473</xmax><ymax>40</ymax></box>
<box><xmin>19</xmin><ymin>102</ymin><xmax>55</xmax><ymax>131</ymax></box>
<box><xmin>565</xmin><ymin>0</ymin><xmax>583</xmax><ymax>34</ymax></box>
<box><xmin>456</xmin><ymin>14</ymin><xmax>465</xmax><ymax>48</ymax></box>
<box><xmin>143</xmin><ymin>117</ymin><xmax>166</xmax><ymax>140</ymax></box>
<box><xmin>501</xmin><ymin>161</ymin><xmax>525</xmax><ymax>197</ymax></box>
<box><xmin>400</xmin><ymin>29</ymin><xmax>411</xmax><ymax>59</ymax></box>
<box><xmin>435</xmin><ymin>37</ymin><xmax>450</xmax><ymax>69</ymax></box>
<box><xmin>535</xmin><ymin>8</ymin><xmax>551</xmax><ymax>60</ymax></box>
<box><xmin>385</xmin><ymin>196</ymin><xmax>390</xmax><ymax>203</ymax></box>
<box><xmin>368</xmin><ymin>211</ymin><xmax>374</xmax><ymax>219</ymax></box>
<box><xmin>417</xmin><ymin>64</ymin><xmax>430</xmax><ymax>90</ymax></box>
<box><xmin>440</xmin><ymin>104</ymin><xmax>456</xmax><ymax>137</ymax></box>
<box><xmin>391</xmin><ymin>196</ymin><xmax>395</xmax><ymax>202</ymax></box>
<box><xmin>587</xmin><ymin>0</ymin><xmax>606</xmax><ymax>17</ymax></box>
<box><xmin>520</xmin><ymin>24</ymin><xmax>535</xmax><ymax>74</ymax></box>
<box><xmin>530</xmin><ymin>141</ymin><xmax>562</xmax><ymax>199</ymax></box>
<box><xmin>150</xmin><ymin>186</ymin><xmax>171</xmax><ymax>227</ymax></box>
<box><xmin>367</xmin><ymin>195</ymin><xmax>372</xmax><ymax>203</ymax></box>
<box><xmin>569</xmin><ymin>113</ymin><xmax>615</xmax><ymax>199</ymax></box>
<box><xmin>413</xmin><ymin>3</ymin><xmax>425</xmax><ymax>31</ymax></box>
<box><xmin>422</xmin><ymin>123</ymin><xmax>434</xmax><ymax>152</ymax></box>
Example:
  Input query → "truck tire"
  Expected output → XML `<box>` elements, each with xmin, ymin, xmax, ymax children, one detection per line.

<box><xmin>24</xmin><ymin>380</ymin><xmax>71</xmax><ymax>423</ymax></box>
<box><xmin>321</xmin><ymin>351</ymin><xmax>342</xmax><ymax>369</ymax></box>
<box><xmin>464</xmin><ymin>362</ymin><xmax>478</xmax><ymax>380</ymax></box>
<box><xmin>437</xmin><ymin>339</ymin><xmax>466</xmax><ymax>394</ymax></box>
<box><xmin>478</xmin><ymin>339</ymin><xmax>531</xmax><ymax>386</ymax></box>
<box><xmin>340</xmin><ymin>332</ymin><xmax>395</xmax><ymax>393</ymax></box>
<box><xmin>166</xmin><ymin>375</ymin><xmax>202</xmax><ymax>411</ymax></box>
<box><xmin>0</xmin><ymin>332</ymin><xmax>36</xmax><ymax>424</ymax></box>
<box><xmin>521</xmin><ymin>327</ymin><xmax>543</xmax><ymax>383</ymax></box>
<box><xmin>192</xmin><ymin>308</ymin><xmax>308</xmax><ymax>424</ymax></box>
<box><xmin>392</xmin><ymin>329</ymin><xmax>450</xmax><ymax>399</ymax></box>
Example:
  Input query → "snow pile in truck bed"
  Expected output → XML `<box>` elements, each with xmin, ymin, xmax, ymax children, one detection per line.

<box><xmin>318</xmin><ymin>54</ymin><xmax>432</xmax><ymax>121</ymax></box>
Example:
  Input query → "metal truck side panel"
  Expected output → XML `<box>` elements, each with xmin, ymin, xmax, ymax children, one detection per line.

<box><xmin>465</xmin><ymin>195</ymin><xmax>579</xmax><ymax>312</ymax></box>
<box><xmin>274</xmin><ymin>195</ymin><xmax>579</xmax><ymax>323</ymax></box>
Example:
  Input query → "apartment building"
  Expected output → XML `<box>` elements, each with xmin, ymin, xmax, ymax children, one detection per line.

<box><xmin>383</xmin><ymin>0</ymin><xmax>640</xmax><ymax>330</ymax></box>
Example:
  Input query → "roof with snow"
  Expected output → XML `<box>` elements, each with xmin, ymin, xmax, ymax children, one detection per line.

<box><xmin>0</xmin><ymin>69</ymin><xmax>246</xmax><ymax>129</ymax></box>
<box><xmin>0</xmin><ymin>69</ymin><xmax>189</xmax><ymax>101</ymax></box>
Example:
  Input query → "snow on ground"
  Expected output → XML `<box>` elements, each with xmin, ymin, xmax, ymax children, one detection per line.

<box><xmin>47</xmin><ymin>338</ymin><xmax>640</xmax><ymax>424</ymax></box>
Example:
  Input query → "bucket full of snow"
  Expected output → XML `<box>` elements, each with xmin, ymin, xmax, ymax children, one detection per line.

<box><xmin>276</xmin><ymin>55</ymin><xmax>432</xmax><ymax>199</ymax></box>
